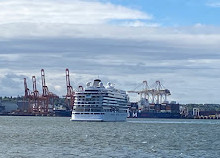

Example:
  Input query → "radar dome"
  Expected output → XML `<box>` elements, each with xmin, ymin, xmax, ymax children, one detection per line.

<box><xmin>107</xmin><ymin>82</ymin><xmax>111</xmax><ymax>87</ymax></box>
<box><xmin>86</xmin><ymin>82</ymin><xmax>91</xmax><ymax>87</ymax></box>
<box><xmin>99</xmin><ymin>82</ymin><xmax>104</xmax><ymax>87</ymax></box>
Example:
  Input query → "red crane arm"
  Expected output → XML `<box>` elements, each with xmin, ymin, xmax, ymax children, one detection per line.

<box><xmin>41</xmin><ymin>69</ymin><xmax>49</xmax><ymax>96</ymax></box>
<box><xmin>32</xmin><ymin>76</ymin><xmax>39</xmax><ymax>98</ymax></box>
<box><xmin>66</xmin><ymin>68</ymin><xmax>73</xmax><ymax>96</ymax></box>
<box><xmin>24</xmin><ymin>78</ymin><xmax>30</xmax><ymax>97</ymax></box>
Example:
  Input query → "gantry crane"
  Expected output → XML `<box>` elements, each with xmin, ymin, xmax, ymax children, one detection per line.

<box><xmin>31</xmin><ymin>76</ymin><xmax>40</xmax><ymax>113</ymax></box>
<box><xmin>24</xmin><ymin>78</ymin><xmax>30</xmax><ymax>98</ymax></box>
<box><xmin>23</xmin><ymin>78</ymin><xmax>33</xmax><ymax>113</ymax></box>
<box><xmin>65</xmin><ymin>68</ymin><xmax>75</xmax><ymax>110</ymax></box>
<box><xmin>127</xmin><ymin>80</ymin><xmax>150</xmax><ymax>101</ymax></box>
<box><xmin>23</xmin><ymin>69</ymin><xmax>59</xmax><ymax>115</ymax></box>
<box><xmin>40</xmin><ymin>69</ymin><xmax>58</xmax><ymax>113</ymax></box>
<box><xmin>128</xmin><ymin>80</ymin><xmax>171</xmax><ymax>104</ymax></box>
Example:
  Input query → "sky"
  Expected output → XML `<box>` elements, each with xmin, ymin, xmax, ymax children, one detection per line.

<box><xmin>0</xmin><ymin>0</ymin><xmax>220</xmax><ymax>104</ymax></box>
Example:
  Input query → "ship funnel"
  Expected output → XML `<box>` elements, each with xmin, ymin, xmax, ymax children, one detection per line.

<box><xmin>93</xmin><ymin>79</ymin><xmax>101</xmax><ymax>87</ymax></box>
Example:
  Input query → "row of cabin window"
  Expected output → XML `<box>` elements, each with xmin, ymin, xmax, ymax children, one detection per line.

<box><xmin>77</xmin><ymin>95</ymin><xmax>106</xmax><ymax>98</ymax></box>
<box><xmin>76</xmin><ymin>102</ymin><xmax>99</xmax><ymax>104</ymax></box>
<box><xmin>76</xmin><ymin>105</ymin><xmax>99</xmax><ymax>107</ymax></box>
<box><xmin>73</xmin><ymin>109</ymin><xmax>102</xmax><ymax>112</ymax></box>
<box><xmin>77</xmin><ymin>99</ymin><xmax>101</xmax><ymax>101</ymax></box>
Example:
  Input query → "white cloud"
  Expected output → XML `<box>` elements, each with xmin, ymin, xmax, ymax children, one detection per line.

<box><xmin>1</xmin><ymin>39</ymin><xmax>220</xmax><ymax>104</ymax></box>
<box><xmin>193</xmin><ymin>23</ymin><xmax>204</xmax><ymax>28</ymax></box>
<box><xmin>0</xmin><ymin>0</ymin><xmax>220</xmax><ymax>49</ymax></box>
<box><xmin>0</xmin><ymin>0</ymin><xmax>150</xmax><ymax>25</ymax></box>
<box><xmin>207</xmin><ymin>2</ymin><xmax>220</xmax><ymax>7</ymax></box>
<box><xmin>1</xmin><ymin>0</ymin><xmax>220</xmax><ymax>104</ymax></box>
<box><xmin>1</xmin><ymin>23</ymin><xmax>220</xmax><ymax>50</ymax></box>
<box><xmin>120</xmin><ymin>20</ymin><xmax>160</xmax><ymax>27</ymax></box>
<box><xmin>0</xmin><ymin>0</ymin><xmax>155</xmax><ymax>38</ymax></box>
<box><xmin>0</xmin><ymin>54</ymin><xmax>21</xmax><ymax>61</ymax></box>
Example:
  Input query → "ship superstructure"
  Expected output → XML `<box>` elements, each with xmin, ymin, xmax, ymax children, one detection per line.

<box><xmin>70</xmin><ymin>79</ymin><xmax>128</xmax><ymax>122</ymax></box>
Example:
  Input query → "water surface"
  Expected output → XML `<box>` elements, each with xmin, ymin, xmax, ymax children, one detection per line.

<box><xmin>0</xmin><ymin>117</ymin><xmax>219</xmax><ymax>158</ymax></box>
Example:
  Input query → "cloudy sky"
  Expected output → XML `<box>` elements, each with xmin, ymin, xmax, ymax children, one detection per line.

<box><xmin>0</xmin><ymin>0</ymin><xmax>220</xmax><ymax>104</ymax></box>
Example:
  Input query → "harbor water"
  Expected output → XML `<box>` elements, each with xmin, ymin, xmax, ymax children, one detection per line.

<box><xmin>0</xmin><ymin>117</ymin><xmax>220</xmax><ymax>158</ymax></box>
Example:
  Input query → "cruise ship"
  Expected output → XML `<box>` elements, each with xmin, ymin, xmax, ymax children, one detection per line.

<box><xmin>70</xmin><ymin>79</ymin><xmax>128</xmax><ymax>122</ymax></box>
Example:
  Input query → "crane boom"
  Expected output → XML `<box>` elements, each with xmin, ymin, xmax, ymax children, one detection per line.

<box><xmin>128</xmin><ymin>80</ymin><xmax>171</xmax><ymax>104</ymax></box>
<box><xmin>65</xmin><ymin>68</ymin><xmax>74</xmax><ymax>109</ymax></box>
<box><xmin>24</xmin><ymin>78</ymin><xmax>30</xmax><ymax>97</ymax></box>
<box><xmin>41</xmin><ymin>69</ymin><xmax>49</xmax><ymax>96</ymax></box>
<box><xmin>66</xmin><ymin>68</ymin><xmax>73</xmax><ymax>96</ymax></box>
<box><xmin>32</xmin><ymin>76</ymin><xmax>39</xmax><ymax>98</ymax></box>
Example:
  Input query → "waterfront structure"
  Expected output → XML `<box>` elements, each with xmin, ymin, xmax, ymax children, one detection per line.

<box><xmin>70</xmin><ymin>79</ymin><xmax>128</xmax><ymax>122</ymax></box>
<box><xmin>128</xmin><ymin>100</ymin><xmax>181</xmax><ymax>118</ymax></box>
<box><xmin>128</xmin><ymin>80</ymin><xmax>181</xmax><ymax>118</ymax></box>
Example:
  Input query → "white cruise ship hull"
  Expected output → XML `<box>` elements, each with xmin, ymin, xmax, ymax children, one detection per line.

<box><xmin>70</xmin><ymin>112</ymin><xmax>127</xmax><ymax>122</ymax></box>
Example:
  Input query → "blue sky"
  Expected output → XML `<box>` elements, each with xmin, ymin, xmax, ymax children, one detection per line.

<box><xmin>0</xmin><ymin>0</ymin><xmax>220</xmax><ymax>103</ymax></box>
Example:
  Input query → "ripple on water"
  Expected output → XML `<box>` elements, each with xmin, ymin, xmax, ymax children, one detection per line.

<box><xmin>0</xmin><ymin>117</ymin><xmax>220</xmax><ymax>157</ymax></box>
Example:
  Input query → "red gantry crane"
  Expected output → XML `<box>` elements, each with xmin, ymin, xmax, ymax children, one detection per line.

<box><xmin>31</xmin><ymin>76</ymin><xmax>40</xmax><ymax>113</ymax></box>
<box><xmin>65</xmin><ymin>68</ymin><xmax>75</xmax><ymax>110</ymax></box>
<box><xmin>23</xmin><ymin>69</ymin><xmax>59</xmax><ymax>115</ymax></box>
<box><xmin>40</xmin><ymin>69</ymin><xmax>58</xmax><ymax>114</ymax></box>
<box><xmin>23</xmin><ymin>77</ymin><xmax>33</xmax><ymax>113</ymax></box>
<box><xmin>24</xmin><ymin>78</ymin><xmax>30</xmax><ymax>98</ymax></box>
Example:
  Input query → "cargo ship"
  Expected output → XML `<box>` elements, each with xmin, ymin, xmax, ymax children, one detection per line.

<box><xmin>0</xmin><ymin>104</ymin><xmax>6</xmax><ymax>115</ymax></box>
<box><xmin>128</xmin><ymin>99</ymin><xmax>181</xmax><ymax>118</ymax></box>
<box><xmin>53</xmin><ymin>109</ymin><xmax>72</xmax><ymax>117</ymax></box>
<box><xmin>127</xmin><ymin>80</ymin><xmax>181</xmax><ymax>118</ymax></box>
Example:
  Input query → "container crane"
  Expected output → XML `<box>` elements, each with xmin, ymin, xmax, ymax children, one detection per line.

<box><xmin>40</xmin><ymin>69</ymin><xmax>58</xmax><ymax>113</ymax></box>
<box><xmin>65</xmin><ymin>68</ymin><xmax>75</xmax><ymax>110</ymax></box>
<box><xmin>23</xmin><ymin>69</ymin><xmax>59</xmax><ymax>115</ymax></box>
<box><xmin>41</xmin><ymin>69</ymin><xmax>49</xmax><ymax>97</ymax></box>
<box><xmin>151</xmin><ymin>80</ymin><xmax>171</xmax><ymax>104</ymax></box>
<box><xmin>31</xmin><ymin>76</ymin><xmax>40</xmax><ymax>113</ymax></box>
<box><xmin>24</xmin><ymin>78</ymin><xmax>30</xmax><ymax>98</ymax></box>
<box><xmin>23</xmin><ymin>78</ymin><xmax>33</xmax><ymax>113</ymax></box>
<box><xmin>128</xmin><ymin>80</ymin><xmax>171</xmax><ymax>104</ymax></box>
<box><xmin>127</xmin><ymin>80</ymin><xmax>150</xmax><ymax>100</ymax></box>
